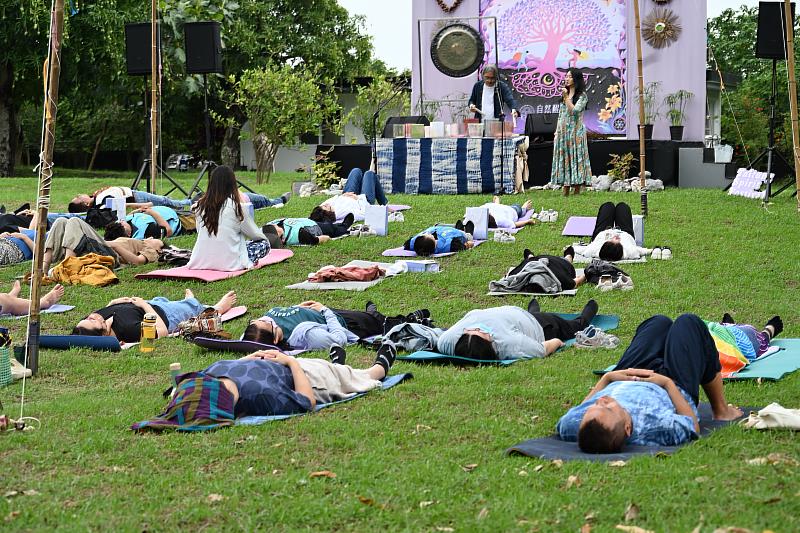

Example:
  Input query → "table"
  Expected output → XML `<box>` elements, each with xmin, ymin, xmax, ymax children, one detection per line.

<box><xmin>376</xmin><ymin>137</ymin><xmax>527</xmax><ymax>194</ymax></box>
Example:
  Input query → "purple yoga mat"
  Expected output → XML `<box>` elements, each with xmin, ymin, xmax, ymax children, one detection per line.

<box><xmin>561</xmin><ymin>216</ymin><xmax>596</xmax><ymax>237</ymax></box>
<box><xmin>382</xmin><ymin>240</ymin><xmax>486</xmax><ymax>258</ymax></box>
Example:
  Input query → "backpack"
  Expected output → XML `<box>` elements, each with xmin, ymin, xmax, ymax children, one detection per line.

<box><xmin>85</xmin><ymin>207</ymin><xmax>117</xmax><ymax>229</ymax></box>
<box><xmin>176</xmin><ymin>308</ymin><xmax>231</xmax><ymax>340</ymax></box>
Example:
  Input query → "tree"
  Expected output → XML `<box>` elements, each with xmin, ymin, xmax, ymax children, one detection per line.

<box><xmin>222</xmin><ymin>65</ymin><xmax>339</xmax><ymax>183</ymax></box>
<box><xmin>351</xmin><ymin>78</ymin><xmax>410</xmax><ymax>144</ymax></box>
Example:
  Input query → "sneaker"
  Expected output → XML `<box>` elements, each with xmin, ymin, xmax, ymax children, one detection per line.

<box><xmin>329</xmin><ymin>344</ymin><xmax>346</xmax><ymax>365</ymax></box>
<box><xmin>493</xmin><ymin>230</ymin><xmax>516</xmax><ymax>243</ymax></box>
<box><xmin>651</xmin><ymin>247</ymin><xmax>662</xmax><ymax>260</ymax></box>
<box><xmin>280</xmin><ymin>191</ymin><xmax>292</xmax><ymax>205</ymax></box>
<box><xmin>613</xmin><ymin>274</ymin><xmax>634</xmax><ymax>291</ymax></box>
<box><xmin>575</xmin><ymin>326</ymin><xmax>620</xmax><ymax>349</ymax></box>
<box><xmin>548</xmin><ymin>210</ymin><xmax>559</xmax><ymax>222</ymax></box>
<box><xmin>597</xmin><ymin>275</ymin><xmax>614</xmax><ymax>292</ymax></box>
<box><xmin>359</xmin><ymin>226</ymin><xmax>377</xmax><ymax>237</ymax></box>
<box><xmin>388</xmin><ymin>211</ymin><xmax>404</xmax><ymax>222</ymax></box>
<box><xmin>661</xmin><ymin>247</ymin><xmax>672</xmax><ymax>260</ymax></box>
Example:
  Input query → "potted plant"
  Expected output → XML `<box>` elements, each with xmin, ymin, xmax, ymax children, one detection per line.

<box><xmin>634</xmin><ymin>81</ymin><xmax>661</xmax><ymax>140</ymax></box>
<box><xmin>664</xmin><ymin>89</ymin><xmax>694</xmax><ymax>141</ymax></box>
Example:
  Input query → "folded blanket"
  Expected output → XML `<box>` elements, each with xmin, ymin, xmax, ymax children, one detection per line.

<box><xmin>309</xmin><ymin>265</ymin><xmax>384</xmax><ymax>283</ymax></box>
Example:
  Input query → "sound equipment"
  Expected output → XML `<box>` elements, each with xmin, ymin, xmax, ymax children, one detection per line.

<box><xmin>524</xmin><ymin>113</ymin><xmax>558</xmax><ymax>143</ymax></box>
<box><xmin>430</xmin><ymin>23</ymin><xmax>484</xmax><ymax>78</ymax></box>
<box><xmin>382</xmin><ymin>116</ymin><xmax>431</xmax><ymax>138</ymax></box>
<box><xmin>184</xmin><ymin>21</ymin><xmax>223</xmax><ymax>74</ymax></box>
<box><xmin>756</xmin><ymin>1</ymin><xmax>796</xmax><ymax>60</ymax></box>
<box><xmin>125</xmin><ymin>22</ymin><xmax>160</xmax><ymax>76</ymax></box>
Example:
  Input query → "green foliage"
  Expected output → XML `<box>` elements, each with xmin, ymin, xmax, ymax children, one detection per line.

<box><xmin>607</xmin><ymin>152</ymin><xmax>637</xmax><ymax>181</ymax></box>
<box><xmin>310</xmin><ymin>147</ymin><xmax>341</xmax><ymax>190</ymax></box>
<box><xmin>634</xmin><ymin>82</ymin><xmax>661</xmax><ymax>124</ymax></box>
<box><xmin>664</xmin><ymin>90</ymin><xmax>694</xmax><ymax>126</ymax></box>
<box><xmin>224</xmin><ymin>65</ymin><xmax>340</xmax><ymax>183</ymax></box>
<box><xmin>351</xmin><ymin>78</ymin><xmax>411</xmax><ymax>143</ymax></box>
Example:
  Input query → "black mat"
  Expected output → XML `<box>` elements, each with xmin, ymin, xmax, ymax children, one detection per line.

<box><xmin>506</xmin><ymin>403</ymin><xmax>757</xmax><ymax>462</ymax></box>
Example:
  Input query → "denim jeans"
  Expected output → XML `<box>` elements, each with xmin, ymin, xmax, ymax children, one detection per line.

<box><xmin>243</xmin><ymin>192</ymin><xmax>282</xmax><ymax>209</ymax></box>
<box><xmin>133</xmin><ymin>191</ymin><xmax>192</xmax><ymax>210</ymax></box>
<box><xmin>343</xmin><ymin>168</ymin><xmax>388</xmax><ymax>205</ymax></box>
<box><xmin>148</xmin><ymin>297</ymin><xmax>206</xmax><ymax>332</ymax></box>
<box><xmin>46</xmin><ymin>212</ymin><xmax>85</xmax><ymax>225</ymax></box>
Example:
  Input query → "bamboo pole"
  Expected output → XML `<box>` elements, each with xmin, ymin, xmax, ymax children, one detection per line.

<box><xmin>149</xmin><ymin>0</ymin><xmax>158</xmax><ymax>193</ymax></box>
<box><xmin>785</xmin><ymin>0</ymin><xmax>800</xmax><ymax>210</ymax></box>
<box><xmin>27</xmin><ymin>0</ymin><xmax>65</xmax><ymax>375</ymax></box>
<box><xmin>633</xmin><ymin>0</ymin><xmax>648</xmax><ymax>216</ymax></box>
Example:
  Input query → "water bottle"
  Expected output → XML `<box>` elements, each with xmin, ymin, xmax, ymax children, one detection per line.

<box><xmin>169</xmin><ymin>362</ymin><xmax>181</xmax><ymax>388</ymax></box>
<box><xmin>139</xmin><ymin>313</ymin><xmax>157</xmax><ymax>353</ymax></box>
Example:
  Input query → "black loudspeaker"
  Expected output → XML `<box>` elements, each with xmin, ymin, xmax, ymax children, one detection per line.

<box><xmin>125</xmin><ymin>23</ymin><xmax>160</xmax><ymax>76</ymax></box>
<box><xmin>756</xmin><ymin>2</ymin><xmax>796</xmax><ymax>60</ymax></box>
<box><xmin>382</xmin><ymin>116</ymin><xmax>431</xmax><ymax>138</ymax></box>
<box><xmin>185</xmin><ymin>22</ymin><xmax>223</xmax><ymax>74</ymax></box>
<box><xmin>524</xmin><ymin>112</ymin><xmax>558</xmax><ymax>143</ymax></box>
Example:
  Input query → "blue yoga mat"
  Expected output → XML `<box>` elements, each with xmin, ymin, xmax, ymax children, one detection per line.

<box><xmin>39</xmin><ymin>335</ymin><xmax>121</xmax><ymax>352</ymax></box>
<box><xmin>506</xmin><ymin>403</ymin><xmax>757</xmax><ymax>462</ymax></box>
<box><xmin>593</xmin><ymin>339</ymin><xmax>800</xmax><ymax>381</ymax></box>
<box><xmin>235</xmin><ymin>373</ymin><xmax>413</xmax><ymax>425</ymax></box>
<box><xmin>400</xmin><ymin>313</ymin><xmax>620</xmax><ymax>366</ymax></box>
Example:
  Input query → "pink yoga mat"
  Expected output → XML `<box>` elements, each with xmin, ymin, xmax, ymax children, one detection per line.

<box><xmin>135</xmin><ymin>249</ymin><xmax>294</xmax><ymax>282</ymax></box>
<box><xmin>382</xmin><ymin>240</ymin><xmax>486</xmax><ymax>258</ymax></box>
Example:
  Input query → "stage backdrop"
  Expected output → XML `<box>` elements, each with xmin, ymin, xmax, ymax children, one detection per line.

<box><xmin>412</xmin><ymin>0</ymin><xmax>706</xmax><ymax>142</ymax></box>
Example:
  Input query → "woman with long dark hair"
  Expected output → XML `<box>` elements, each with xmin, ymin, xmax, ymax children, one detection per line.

<box><xmin>550</xmin><ymin>68</ymin><xmax>593</xmax><ymax>196</ymax></box>
<box><xmin>187</xmin><ymin>165</ymin><xmax>269</xmax><ymax>271</ymax></box>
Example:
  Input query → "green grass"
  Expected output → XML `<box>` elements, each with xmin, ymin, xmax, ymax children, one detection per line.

<box><xmin>1</xmin><ymin>172</ymin><xmax>799</xmax><ymax>532</ymax></box>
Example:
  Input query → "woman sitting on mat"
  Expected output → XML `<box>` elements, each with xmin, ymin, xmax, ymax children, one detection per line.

<box><xmin>242</xmin><ymin>300</ymin><xmax>431</xmax><ymax>352</ymax></box>
<box><xmin>132</xmin><ymin>346</ymin><xmax>398</xmax><ymax>430</ymax></box>
<box><xmin>577</xmin><ymin>202</ymin><xmax>650</xmax><ymax>262</ymax></box>
<box><xmin>187</xmin><ymin>165</ymin><xmax>270</xmax><ymax>271</ymax></box>
<box><xmin>309</xmin><ymin>168</ymin><xmax>388</xmax><ymax>223</ymax></box>
<box><xmin>437</xmin><ymin>299</ymin><xmax>599</xmax><ymax>361</ymax></box>
<box><xmin>261</xmin><ymin>214</ymin><xmax>354</xmax><ymax>246</ymax></box>
<box><xmin>403</xmin><ymin>225</ymin><xmax>474</xmax><ymax>256</ymax></box>
<box><xmin>72</xmin><ymin>289</ymin><xmax>236</xmax><ymax>344</ymax></box>
<box><xmin>557</xmin><ymin>314</ymin><xmax>743</xmax><ymax>453</ymax></box>
<box><xmin>469</xmin><ymin>196</ymin><xmax>536</xmax><ymax>230</ymax></box>
<box><xmin>0</xmin><ymin>280</ymin><xmax>65</xmax><ymax>316</ymax></box>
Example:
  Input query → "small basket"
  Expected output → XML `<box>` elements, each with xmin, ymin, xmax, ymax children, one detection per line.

<box><xmin>714</xmin><ymin>144</ymin><xmax>733</xmax><ymax>163</ymax></box>
<box><xmin>0</xmin><ymin>346</ymin><xmax>12</xmax><ymax>387</ymax></box>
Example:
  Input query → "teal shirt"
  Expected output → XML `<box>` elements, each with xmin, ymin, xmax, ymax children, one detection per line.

<box><xmin>269</xmin><ymin>218</ymin><xmax>319</xmax><ymax>246</ymax></box>
<box><xmin>265</xmin><ymin>306</ymin><xmax>346</xmax><ymax>339</ymax></box>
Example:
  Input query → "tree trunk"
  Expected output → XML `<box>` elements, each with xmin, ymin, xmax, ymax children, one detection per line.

<box><xmin>221</xmin><ymin>108</ymin><xmax>246</xmax><ymax>169</ymax></box>
<box><xmin>0</xmin><ymin>62</ymin><xmax>17</xmax><ymax>177</ymax></box>
<box><xmin>253</xmin><ymin>133</ymin><xmax>277</xmax><ymax>184</ymax></box>
<box><xmin>87</xmin><ymin>119</ymin><xmax>108</xmax><ymax>171</ymax></box>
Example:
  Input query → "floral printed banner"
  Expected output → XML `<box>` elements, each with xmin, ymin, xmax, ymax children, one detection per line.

<box><xmin>480</xmin><ymin>0</ymin><xmax>627</xmax><ymax>134</ymax></box>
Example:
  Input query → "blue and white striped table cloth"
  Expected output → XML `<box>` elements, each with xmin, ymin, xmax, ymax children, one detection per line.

<box><xmin>376</xmin><ymin>137</ymin><xmax>526</xmax><ymax>195</ymax></box>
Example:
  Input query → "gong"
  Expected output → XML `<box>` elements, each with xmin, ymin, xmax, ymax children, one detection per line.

<box><xmin>430</xmin><ymin>23</ymin><xmax>484</xmax><ymax>78</ymax></box>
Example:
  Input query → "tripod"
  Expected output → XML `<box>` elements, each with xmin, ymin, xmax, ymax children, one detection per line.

<box><xmin>751</xmin><ymin>59</ymin><xmax>796</xmax><ymax>201</ymax></box>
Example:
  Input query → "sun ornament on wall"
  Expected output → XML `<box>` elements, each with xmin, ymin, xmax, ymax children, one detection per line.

<box><xmin>642</xmin><ymin>8</ymin><xmax>682</xmax><ymax>49</ymax></box>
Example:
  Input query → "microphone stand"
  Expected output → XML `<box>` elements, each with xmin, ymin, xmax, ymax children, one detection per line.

<box><xmin>496</xmin><ymin>84</ymin><xmax>507</xmax><ymax>194</ymax></box>
<box><xmin>371</xmin><ymin>82</ymin><xmax>407</xmax><ymax>172</ymax></box>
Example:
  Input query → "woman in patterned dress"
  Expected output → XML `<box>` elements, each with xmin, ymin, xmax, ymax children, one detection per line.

<box><xmin>550</xmin><ymin>68</ymin><xmax>592</xmax><ymax>196</ymax></box>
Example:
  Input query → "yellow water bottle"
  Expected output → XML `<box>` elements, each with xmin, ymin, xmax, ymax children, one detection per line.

<box><xmin>140</xmin><ymin>313</ymin><xmax>157</xmax><ymax>353</ymax></box>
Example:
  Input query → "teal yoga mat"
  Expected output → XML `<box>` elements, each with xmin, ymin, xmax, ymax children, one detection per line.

<box><xmin>400</xmin><ymin>313</ymin><xmax>620</xmax><ymax>366</ymax></box>
<box><xmin>593</xmin><ymin>339</ymin><xmax>800</xmax><ymax>381</ymax></box>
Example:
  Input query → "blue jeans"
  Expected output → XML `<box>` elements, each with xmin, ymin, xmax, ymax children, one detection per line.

<box><xmin>343</xmin><ymin>168</ymin><xmax>388</xmax><ymax>205</ymax></box>
<box><xmin>148</xmin><ymin>297</ymin><xmax>206</xmax><ymax>332</ymax></box>
<box><xmin>243</xmin><ymin>192</ymin><xmax>282</xmax><ymax>209</ymax></box>
<box><xmin>511</xmin><ymin>204</ymin><xmax>524</xmax><ymax>218</ymax></box>
<box><xmin>133</xmin><ymin>191</ymin><xmax>192</xmax><ymax>209</ymax></box>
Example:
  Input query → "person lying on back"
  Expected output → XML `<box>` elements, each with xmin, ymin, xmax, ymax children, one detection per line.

<box><xmin>103</xmin><ymin>205</ymin><xmax>181</xmax><ymax>241</ymax></box>
<box><xmin>403</xmin><ymin>225</ymin><xmax>473</xmax><ymax>256</ymax></box>
<box><xmin>261</xmin><ymin>213</ymin><xmax>354</xmax><ymax>246</ymax></box>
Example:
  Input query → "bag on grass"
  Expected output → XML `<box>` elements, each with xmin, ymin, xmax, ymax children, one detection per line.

<box><xmin>177</xmin><ymin>308</ymin><xmax>231</xmax><ymax>340</ymax></box>
<box><xmin>85</xmin><ymin>207</ymin><xmax>117</xmax><ymax>229</ymax></box>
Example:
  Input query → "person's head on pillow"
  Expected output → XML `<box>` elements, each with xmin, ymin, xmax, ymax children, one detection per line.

<box><xmin>68</xmin><ymin>194</ymin><xmax>93</xmax><ymax>213</ymax></box>
<box><xmin>577</xmin><ymin>395</ymin><xmax>632</xmax><ymax>453</ymax></box>
<box><xmin>453</xmin><ymin>325</ymin><xmax>497</xmax><ymax>360</ymax></box>
<box><xmin>104</xmin><ymin>221</ymin><xmax>132</xmax><ymax>241</ymax></box>
<box><xmin>309</xmin><ymin>205</ymin><xmax>336</xmax><ymax>224</ymax></box>
<box><xmin>242</xmin><ymin>317</ymin><xmax>286</xmax><ymax>348</ymax></box>
<box><xmin>72</xmin><ymin>313</ymin><xmax>115</xmax><ymax>337</ymax></box>
<box><xmin>413</xmin><ymin>233</ymin><xmax>436</xmax><ymax>256</ymax></box>
<box><xmin>599</xmin><ymin>235</ymin><xmax>624</xmax><ymax>262</ymax></box>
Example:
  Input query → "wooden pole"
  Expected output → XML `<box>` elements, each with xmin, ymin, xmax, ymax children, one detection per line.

<box><xmin>633</xmin><ymin>0</ymin><xmax>648</xmax><ymax>216</ymax></box>
<box><xmin>27</xmin><ymin>0</ymin><xmax>65</xmax><ymax>375</ymax></box>
<box><xmin>149</xmin><ymin>0</ymin><xmax>158</xmax><ymax>193</ymax></box>
<box><xmin>784</xmin><ymin>0</ymin><xmax>800</xmax><ymax>210</ymax></box>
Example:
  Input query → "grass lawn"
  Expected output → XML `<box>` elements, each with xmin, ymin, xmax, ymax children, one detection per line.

<box><xmin>1</xmin><ymin>170</ymin><xmax>799</xmax><ymax>532</ymax></box>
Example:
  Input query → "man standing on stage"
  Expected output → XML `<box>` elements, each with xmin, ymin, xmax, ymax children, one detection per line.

<box><xmin>468</xmin><ymin>65</ymin><xmax>520</xmax><ymax>121</ymax></box>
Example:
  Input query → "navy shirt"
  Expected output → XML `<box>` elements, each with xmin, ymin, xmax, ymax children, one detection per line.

<box><xmin>203</xmin><ymin>359</ymin><xmax>312</xmax><ymax>417</ymax></box>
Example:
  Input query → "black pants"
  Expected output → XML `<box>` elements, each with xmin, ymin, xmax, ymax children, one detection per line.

<box><xmin>330</xmin><ymin>307</ymin><xmax>407</xmax><ymax>338</ymax></box>
<box><xmin>0</xmin><ymin>214</ymin><xmax>33</xmax><ymax>234</ymax></box>
<box><xmin>509</xmin><ymin>254</ymin><xmax>576</xmax><ymax>290</ymax></box>
<box><xmin>613</xmin><ymin>314</ymin><xmax>721</xmax><ymax>405</ymax></box>
<box><xmin>317</xmin><ymin>220</ymin><xmax>352</xmax><ymax>238</ymax></box>
<box><xmin>592</xmin><ymin>202</ymin><xmax>634</xmax><ymax>240</ymax></box>
<box><xmin>532</xmin><ymin>312</ymin><xmax>589</xmax><ymax>342</ymax></box>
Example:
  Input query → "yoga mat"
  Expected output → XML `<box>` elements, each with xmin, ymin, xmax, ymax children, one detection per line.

<box><xmin>39</xmin><ymin>335</ymin><xmax>122</xmax><ymax>352</ymax></box>
<box><xmin>0</xmin><ymin>304</ymin><xmax>75</xmax><ymax>319</ymax></box>
<box><xmin>382</xmin><ymin>240</ymin><xmax>486</xmax><ymax>258</ymax></box>
<box><xmin>506</xmin><ymin>403</ymin><xmax>756</xmax><ymax>462</ymax></box>
<box><xmin>593</xmin><ymin>340</ymin><xmax>800</xmax><ymax>382</ymax></box>
<box><xmin>286</xmin><ymin>260</ymin><xmax>400</xmax><ymax>291</ymax></box>
<box><xmin>400</xmin><ymin>314</ymin><xmax>619</xmax><ymax>366</ymax></box>
<box><xmin>236</xmin><ymin>373</ymin><xmax>413</xmax><ymax>425</ymax></box>
<box><xmin>135</xmin><ymin>249</ymin><xmax>294</xmax><ymax>282</ymax></box>
<box><xmin>487</xmin><ymin>269</ymin><xmax>584</xmax><ymax>297</ymax></box>
<box><xmin>188</xmin><ymin>336</ymin><xmax>308</xmax><ymax>357</ymax></box>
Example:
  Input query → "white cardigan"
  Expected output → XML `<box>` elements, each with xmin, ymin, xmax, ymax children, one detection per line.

<box><xmin>187</xmin><ymin>199</ymin><xmax>267</xmax><ymax>271</ymax></box>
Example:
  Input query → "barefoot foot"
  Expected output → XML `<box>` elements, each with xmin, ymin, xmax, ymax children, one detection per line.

<box><xmin>213</xmin><ymin>290</ymin><xmax>237</xmax><ymax>314</ymax></box>
<box><xmin>40</xmin><ymin>284</ymin><xmax>65</xmax><ymax>309</ymax></box>
<box><xmin>492</xmin><ymin>195</ymin><xmax>500</xmax><ymax>204</ymax></box>
<box><xmin>522</xmin><ymin>199</ymin><xmax>532</xmax><ymax>211</ymax></box>
<box><xmin>713</xmin><ymin>404</ymin><xmax>743</xmax><ymax>421</ymax></box>
<box><xmin>185</xmin><ymin>288</ymin><xmax>195</xmax><ymax>300</ymax></box>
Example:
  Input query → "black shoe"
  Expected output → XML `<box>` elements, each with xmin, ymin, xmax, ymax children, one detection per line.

<box><xmin>406</xmin><ymin>309</ymin><xmax>430</xmax><ymax>323</ymax></box>
<box><xmin>374</xmin><ymin>342</ymin><xmax>397</xmax><ymax>374</ymax></box>
<box><xmin>342</xmin><ymin>212</ymin><xmax>355</xmax><ymax>229</ymax></box>
<box><xmin>527</xmin><ymin>298</ymin><xmax>540</xmax><ymax>314</ymax></box>
<box><xmin>455</xmin><ymin>220</ymin><xmax>465</xmax><ymax>231</ymax></box>
<box><xmin>280</xmin><ymin>191</ymin><xmax>292</xmax><ymax>205</ymax></box>
<box><xmin>721</xmin><ymin>312</ymin><xmax>735</xmax><ymax>324</ymax></box>
<box><xmin>13</xmin><ymin>203</ymin><xmax>30</xmax><ymax>214</ymax></box>
<box><xmin>365</xmin><ymin>300</ymin><xmax>378</xmax><ymax>314</ymax></box>
<box><xmin>329</xmin><ymin>344</ymin><xmax>346</xmax><ymax>365</ymax></box>
<box><xmin>0</xmin><ymin>205</ymin><xmax>5</xmax><ymax>214</ymax></box>
<box><xmin>523</xmin><ymin>248</ymin><xmax>534</xmax><ymax>260</ymax></box>
<box><xmin>766</xmin><ymin>316</ymin><xmax>783</xmax><ymax>338</ymax></box>
<box><xmin>465</xmin><ymin>220</ymin><xmax>475</xmax><ymax>235</ymax></box>
<box><xmin>563</xmin><ymin>245</ymin><xmax>575</xmax><ymax>258</ymax></box>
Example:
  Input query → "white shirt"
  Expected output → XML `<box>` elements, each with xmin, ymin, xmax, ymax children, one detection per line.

<box><xmin>579</xmin><ymin>229</ymin><xmax>650</xmax><ymax>260</ymax></box>
<box><xmin>187</xmin><ymin>199</ymin><xmax>267</xmax><ymax>271</ymax></box>
<box><xmin>94</xmin><ymin>186</ymin><xmax>133</xmax><ymax>206</ymax></box>
<box><xmin>479</xmin><ymin>203</ymin><xmax>518</xmax><ymax>229</ymax></box>
<box><xmin>481</xmin><ymin>83</ymin><xmax>495</xmax><ymax>119</ymax></box>
<box><xmin>321</xmin><ymin>193</ymin><xmax>370</xmax><ymax>221</ymax></box>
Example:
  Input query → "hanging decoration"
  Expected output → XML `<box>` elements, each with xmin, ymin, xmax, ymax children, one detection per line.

<box><xmin>652</xmin><ymin>0</ymin><xmax>672</xmax><ymax>4</ymax></box>
<box><xmin>642</xmin><ymin>8</ymin><xmax>681</xmax><ymax>49</ymax></box>
<box><xmin>435</xmin><ymin>0</ymin><xmax>464</xmax><ymax>14</ymax></box>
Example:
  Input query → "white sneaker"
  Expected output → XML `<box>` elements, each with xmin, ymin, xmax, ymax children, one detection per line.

<box><xmin>359</xmin><ymin>225</ymin><xmax>377</xmax><ymax>237</ymax></box>
<box><xmin>651</xmin><ymin>247</ymin><xmax>662</xmax><ymax>260</ymax></box>
<box><xmin>548</xmin><ymin>210</ymin><xmax>559</xmax><ymax>222</ymax></box>
<box><xmin>597</xmin><ymin>275</ymin><xmax>614</xmax><ymax>292</ymax></box>
<box><xmin>388</xmin><ymin>212</ymin><xmax>404</xmax><ymax>222</ymax></box>
<box><xmin>493</xmin><ymin>230</ymin><xmax>516</xmax><ymax>243</ymax></box>
<box><xmin>613</xmin><ymin>274</ymin><xmax>634</xmax><ymax>291</ymax></box>
<box><xmin>661</xmin><ymin>247</ymin><xmax>672</xmax><ymax>260</ymax></box>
